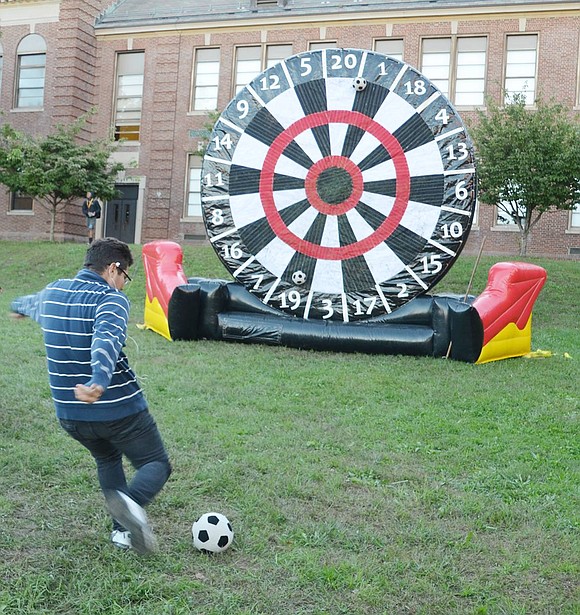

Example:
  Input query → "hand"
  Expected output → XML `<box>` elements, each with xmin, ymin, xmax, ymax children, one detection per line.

<box><xmin>9</xmin><ymin>312</ymin><xmax>26</xmax><ymax>319</ymax></box>
<box><xmin>74</xmin><ymin>383</ymin><xmax>104</xmax><ymax>404</ymax></box>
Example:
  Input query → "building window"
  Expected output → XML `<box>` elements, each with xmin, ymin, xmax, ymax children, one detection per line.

<box><xmin>266</xmin><ymin>44</ymin><xmax>292</xmax><ymax>69</ymax></box>
<box><xmin>114</xmin><ymin>52</ymin><xmax>144</xmax><ymax>142</ymax></box>
<box><xmin>186</xmin><ymin>155</ymin><xmax>202</xmax><ymax>218</ymax></box>
<box><xmin>504</xmin><ymin>34</ymin><xmax>537</xmax><ymax>104</ymax></box>
<box><xmin>374</xmin><ymin>39</ymin><xmax>404</xmax><ymax>62</ymax></box>
<box><xmin>234</xmin><ymin>46</ymin><xmax>261</xmax><ymax>94</ymax></box>
<box><xmin>571</xmin><ymin>203</ymin><xmax>580</xmax><ymax>229</ymax></box>
<box><xmin>309</xmin><ymin>41</ymin><xmax>338</xmax><ymax>51</ymax></box>
<box><xmin>192</xmin><ymin>48</ymin><xmax>220</xmax><ymax>111</ymax></box>
<box><xmin>0</xmin><ymin>43</ymin><xmax>3</xmax><ymax>94</ymax></box>
<box><xmin>495</xmin><ymin>182</ymin><xmax>526</xmax><ymax>228</ymax></box>
<box><xmin>421</xmin><ymin>36</ymin><xmax>486</xmax><ymax>106</ymax></box>
<box><xmin>422</xmin><ymin>38</ymin><xmax>451</xmax><ymax>97</ymax></box>
<box><xmin>234</xmin><ymin>44</ymin><xmax>292</xmax><ymax>94</ymax></box>
<box><xmin>577</xmin><ymin>37</ymin><xmax>580</xmax><ymax>107</ymax></box>
<box><xmin>496</xmin><ymin>207</ymin><xmax>523</xmax><ymax>226</ymax></box>
<box><xmin>11</xmin><ymin>192</ymin><xmax>33</xmax><ymax>211</ymax></box>
<box><xmin>455</xmin><ymin>37</ymin><xmax>486</xmax><ymax>106</ymax></box>
<box><xmin>16</xmin><ymin>34</ymin><xmax>46</xmax><ymax>108</ymax></box>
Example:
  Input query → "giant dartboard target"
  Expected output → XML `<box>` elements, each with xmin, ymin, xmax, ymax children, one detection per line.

<box><xmin>201</xmin><ymin>48</ymin><xmax>477</xmax><ymax>322</ymax></box>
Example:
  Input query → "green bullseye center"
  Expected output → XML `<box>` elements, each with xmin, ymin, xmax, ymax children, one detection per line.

<box><xmin>316</xmin><ymin>166</ymin><xmax>353</xmax><ymax>205</ymax></box>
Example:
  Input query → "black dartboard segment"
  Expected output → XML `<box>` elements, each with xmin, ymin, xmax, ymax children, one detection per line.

<box><xmin>201</xmin><ymin>48</ymin><xmax>477</xmax><ymax>322</ymax></box>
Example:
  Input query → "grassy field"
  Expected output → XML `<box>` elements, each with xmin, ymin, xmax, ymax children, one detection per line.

<box><xmin>0</xmin><ymin>241</ymin><xmax>578</xmax><ymax>615</ymax></box>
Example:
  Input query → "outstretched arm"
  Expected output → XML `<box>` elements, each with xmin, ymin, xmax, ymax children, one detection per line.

<box><xmin>10</xmin><ymin>293</ymin><xmax>43</xmax><ymax>322</ymax></box>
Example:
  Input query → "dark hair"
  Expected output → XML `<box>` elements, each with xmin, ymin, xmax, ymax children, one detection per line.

<box><xmin>84</xmin><ymin>237</ymin><xmax>133</xmax><ymax>273</ymax></box>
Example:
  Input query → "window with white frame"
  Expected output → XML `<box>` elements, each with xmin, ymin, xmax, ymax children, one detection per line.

<box><xmin>496</xmin><ymin>204</ymin><xmax>526</xmax><ymax>226</ymax></box>
<box><xmin>571</xmin><ymin>203</ymin><xmax>580</xmax><ymax>229</ymax></box>
<box><xmin>421</xmin><ymin>36</ymin><xmax>487</xmax><ymax>106</ymax></box>
<box><xmin>421</xmin><ymin>38</ymin><xmax>451</xmax><ymax>97</ymax></box>
<box><xmin>309</xmin><ymin>41</ymin><xmax>338</xmax><ymax>51</ymax></box>
<box><xmin>496</xmin><ymin>182</ymin><xmax>526</xmax><ymax>226</ymax></box>
<box><xmin>16</xmin><ymin>34</ymin><xmax>46</xmax><ymax>108</ymax></box>
<box><xmin>114</xmin><ymin>52</ymin><xmax>144</xmax><ymax>142</ymax></box>
<box><xmin>0</xmin><ymin>43</ymin><xmax>3</xmax><ymax>94</ymax></box>
<box><xmin>456</xmin><ymin>37</ymin><xmax>487</xmax><ymax>106</ymax></box>
<box><xmin>504</xmin><ymin>34</ymin><xmax>537</xmax><ymax>105</ymax></box>
<box><xmin>234</xmin><ymin>46</ymin><xmax>261</xmax><ymax>94</ymax></box>
<box><xmin>472</xmin><ymin>199</ymin><xmax>479</xmax><ymax>227</ymax></box>
<box><xmin>192</xmin><ymin>48</ymin><xmax>220</xmax><ymax>111</ymax></box>
<box><xmin>266</xmin><ymin>44</ymin><xmax>292</xmax><ymax>69</ymax></box>
<box><xmin>234</xmin><ymin>44</ymin><xmax>293</xmax><ymax>94</ymax></box>
<box><xmin>186</xmin><ymin>155</ymin><xmax>202</xmax><ymax>218</ymax></box>
<box><xmin>374</xmin><ymin>39</ymin><xmax>404</xmax><ymax>62</ymax></box>
<box><xmin>577</xmin><ymin>37</ymin><xmax>580</xmax><ymax>107</ymax></box>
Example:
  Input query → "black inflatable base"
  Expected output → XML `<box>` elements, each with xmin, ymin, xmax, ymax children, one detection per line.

<box><xmin>167</xmin><ymin>278</ymin><xmax>484</xmax><ymax>362</ymax></box>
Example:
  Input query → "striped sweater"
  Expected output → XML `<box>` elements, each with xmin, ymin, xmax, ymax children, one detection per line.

<box><xmin>11</xmin><ymin>269</ymin><xmax>147</xmax><ymax>421</ymax></box>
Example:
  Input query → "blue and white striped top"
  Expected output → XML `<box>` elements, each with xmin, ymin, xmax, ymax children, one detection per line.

<box><xmin>11</xmin><ymin>269</ymin><xmax>147</xmax><ymax>421</ymax></box>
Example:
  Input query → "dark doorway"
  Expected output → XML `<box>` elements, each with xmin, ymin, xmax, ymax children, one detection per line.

<box><xmin>104</xmin><ymin>184</ymin><xmax>138</xmax><ymax>243</ymax></box>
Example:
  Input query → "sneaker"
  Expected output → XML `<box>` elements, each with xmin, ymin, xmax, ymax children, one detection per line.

<box><xmin>105</xmin><ymin>490</ymin><xmax>157</xmax><ymax>555</ymax></box>
<box><xmin>111</xmin><ymin>529</ymin><xmax>132</xmax><ymax>550</ymax></box>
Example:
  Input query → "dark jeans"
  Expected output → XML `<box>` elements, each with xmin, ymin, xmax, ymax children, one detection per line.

<box><xmin>59</xmin><ymin>410</ymin><xmax>171</xmax><ymax>531</ymax></box>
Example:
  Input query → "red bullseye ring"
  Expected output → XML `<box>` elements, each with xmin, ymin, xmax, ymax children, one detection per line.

<box><xmin>304</xmin><ymin>156</ymin><xmax>363</xmax><ymax>216</ymax></box>
<box><xmin>259</xmin><ymin>110</ymin><xmax>411</xmax><ymax>261</ymax></box>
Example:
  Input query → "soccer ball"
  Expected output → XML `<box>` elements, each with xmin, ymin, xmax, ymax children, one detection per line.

<box><xmin>291</xmin><ymin>270</ymin><xmax>307</xmax><ymax>285</ymax></box>
<box><xmin>352</xmin><ymin>77</ymin><xmax>368</xmax><ymax>91</ymax></box>
<box><xmin>192</xmin><ymin>512</ymin><xmax>234</xmax><ymax>554</ymax></box>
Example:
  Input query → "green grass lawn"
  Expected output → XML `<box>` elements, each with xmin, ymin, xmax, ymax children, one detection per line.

<box><xmin>0</xmin><ymin>241</ymin><xmax>578</xmax><ymax>614</ymax></box>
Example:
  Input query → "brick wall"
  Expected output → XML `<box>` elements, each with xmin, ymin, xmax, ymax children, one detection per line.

<box><xmin>1</xmin><ymin>3</ymin><xmax>579</xmax><ymax>258</ymax></box>
<box><xmin>0</xmin><ymin>0</ymin><xmax>112</xmax><ymax>242</ymax></box>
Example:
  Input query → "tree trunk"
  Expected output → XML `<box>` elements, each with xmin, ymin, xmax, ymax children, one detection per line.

<box><xmin>50</xmin><ymin>207</ymin><xmax>56</xmax><ymax>242</ymax></box>
<box><xmin>519</xmin><ymin>229</ymin><xmax>529</xmax><ymax>256</ymax></box>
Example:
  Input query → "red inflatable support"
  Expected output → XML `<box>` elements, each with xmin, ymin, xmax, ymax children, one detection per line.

<box><xmin>473</xmin><ymin>262</ymin><xmax>547</xmax><ymax>363</ymax></box>
<box><xmin>142</xmin><ymin>241</ymin><xmax>188</xmax><ymax>339</ymax></box>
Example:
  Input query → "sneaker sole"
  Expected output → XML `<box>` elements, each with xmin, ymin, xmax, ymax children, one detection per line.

<box><xmin>105</xmin><ymin>490</ymin><xmax>157</xmax><ymax>555</ymax></box>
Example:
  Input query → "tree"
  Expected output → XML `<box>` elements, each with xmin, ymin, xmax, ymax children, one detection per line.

<box><xmin>193</xmin><ymin>109</ymin><xmax>221</xmax><ymax>157</ymax></box>
<box><xmin>0</xmin><ymin>116</ymin><xmax>125</xmax><ymax>241</ymax></box>
<box><xmin>470</xmin><ymin>94</ymin><xmax>580</xmax><ymax>255</ymax></box>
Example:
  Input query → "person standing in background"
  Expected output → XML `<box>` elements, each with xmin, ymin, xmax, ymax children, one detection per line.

<box><xmin>82</xmin><ymin>191</ymin><xmax>102</xmax><ymax>244</ymax></box>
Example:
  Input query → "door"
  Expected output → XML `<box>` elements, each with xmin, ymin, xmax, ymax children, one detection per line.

<box><xmin>104</xmin><ymin>184</ymin><xmax>138</xmax><ymax>243</ymax></box>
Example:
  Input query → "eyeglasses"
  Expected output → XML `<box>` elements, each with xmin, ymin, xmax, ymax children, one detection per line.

<box><xmin>114</xmin><ymin>262</ymin><xmax>132</xmax><ymax>283</ymax></box>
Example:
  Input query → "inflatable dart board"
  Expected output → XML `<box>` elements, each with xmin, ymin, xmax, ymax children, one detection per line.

<box><xmin>201</xmin><ymin>48</ymin><xmax>477</xmax><ymax>322</ymax></box>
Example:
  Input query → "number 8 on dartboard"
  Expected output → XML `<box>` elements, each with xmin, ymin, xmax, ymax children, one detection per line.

<box><xmin>201</xmin><ymin>48</ymin><xmax>477</xmax><ymax>322</ymax></box>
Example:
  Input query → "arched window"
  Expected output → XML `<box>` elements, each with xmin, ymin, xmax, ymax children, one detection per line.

<box><xmin>16</xmin><ymin>34</ymin><xmax>46</xmax><ymax>108</ymax></box>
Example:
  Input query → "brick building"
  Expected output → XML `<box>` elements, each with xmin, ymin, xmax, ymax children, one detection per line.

<box><xmin>0</xmin><ymin>0</ymin><xmax>579</xmax><ymax>257</ymax></box>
